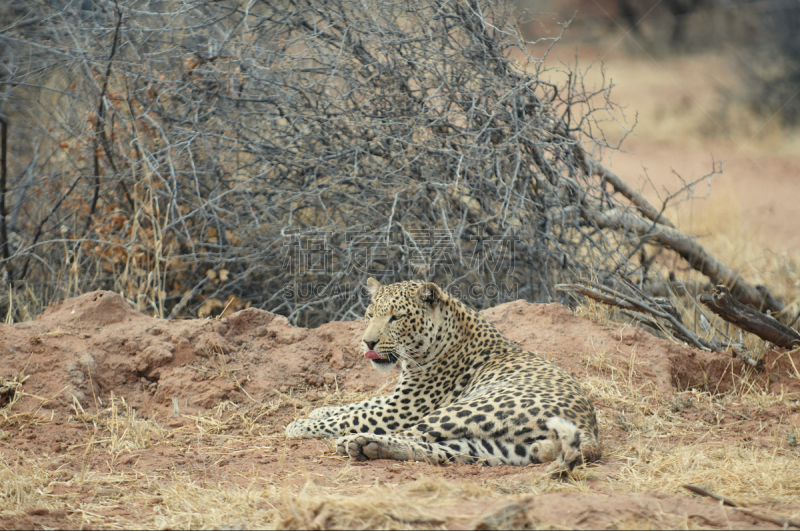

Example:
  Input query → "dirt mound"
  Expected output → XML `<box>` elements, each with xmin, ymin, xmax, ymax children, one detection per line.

<box><xmin>2</xmin><ymin>291</ymin><xmax>384</xmax><ymax>417</ymax></box>
<box><xmin>2</xmin><ymin>292</ymin><xmax>797</xmax><ymax>419</ymax></box>
<box><xmin>482</xmin><ymin>300</ymin><xmax>799</xmax><ymax>395</ymax></box>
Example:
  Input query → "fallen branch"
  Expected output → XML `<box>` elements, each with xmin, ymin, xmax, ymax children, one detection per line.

<box><xmin>683</xmin><ymin>484</ymin><xmax>800</xmax><ymax>529</ymax></box>
<box><xmin>556</xmin><ymin>279</ymin><xmax>716</xmax><ymax>352</ymax></box>
<box><xmin>558</xmin><ymin>278</ymin><xmax>767</xmax><ymax>366</ymax></box>
<box><xmin>596</xmin><ymin>163</ymin><xmax>676</xmax><ymax>228</ymax></box>
<box><xmin>699</xmin><ymin>285</ymin><xmax>800</xmax><ymax>349</ymax></box>
<box><xmin>570</xmin><ymin>136</ymin><xmax>674</xmax><ymax>228</ymax></box>
<box><xmin>584</xmin><ymin>208</ymin><xmax>784</xmax><ymax>314</ymax></box>
<box><xmin>387</xmin><ymin>514</ymin><xmax>447</xmax><ymax>525</ymax></box>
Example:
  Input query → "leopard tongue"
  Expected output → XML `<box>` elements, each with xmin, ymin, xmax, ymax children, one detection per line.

<box><xmin>364</xmin><ymin>350</ymin><xmax>381</xmax><ymax>359</ymax></box>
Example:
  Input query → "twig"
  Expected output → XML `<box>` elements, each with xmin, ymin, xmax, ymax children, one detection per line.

<box><xmin>574</xmin><ymin>144</ymin><xmax>674</xmax><ymax>228</ymax></box>
<box><xmin>84</xmin><ymin>1</ymin><xmax>123</xmax><ymax>236</ymax></box>
<box><xmin>683</xmin><ymin>484</ymin><xmax>800</xmax><ymax>529</ymax></box>
<box><xmin>386</xmin><ymin>514</ymin><xmax>446</xmax><ymax>525</ymax></box>
<box><xmin>556</xmin><ymin>280</ymin><xmax>715</xmax><ymax>351</ymax></box>
<box><xmin>683</xmin><ymin>484</ymin><xmax>739</xmax><ymax>506</ymax></box>
<box><xmin>167</xmin><ymin>277</ymin><xmax>208</xmax><ymax>320</ymax></box>
<box><xmin>0</xmin><ymin>113</ymin><xmax>9</xmax><ymax>282</ymax></box>
<box><xmin>17</xmin><ymin>175</ymin><xmax>84</xmax><ymax>281</ymax></box>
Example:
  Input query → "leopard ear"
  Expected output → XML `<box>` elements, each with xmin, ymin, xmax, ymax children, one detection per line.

<box><xmin>417</xmin><ymin>282</ymin><xmax>443</xmax><ymax>307</ymax></box>
<box><xmin>366</xmin><ymin>277</ymin><xmax>382</xmax><ymax>298</ymax></box>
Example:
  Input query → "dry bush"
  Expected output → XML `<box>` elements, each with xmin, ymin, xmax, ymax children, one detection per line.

<box><xmin>0</xmin><ymin>0</ymin><xmax>703</xmax><ymax>326</ymax></box>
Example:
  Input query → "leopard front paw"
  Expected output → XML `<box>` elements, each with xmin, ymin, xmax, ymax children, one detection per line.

<box><xmin>336</xmin><ymin>435</ymin><xmax>389</xmax><ymax>461</ymax></box>
<box><xmin>285</xmin><ymin>418</ymin><xmax>321</xmax><ymax>439</ymax></box>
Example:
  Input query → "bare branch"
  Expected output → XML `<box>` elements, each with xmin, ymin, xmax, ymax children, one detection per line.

<box><xmin>699</xmin><ymin>285</ymin><xmax>800</xmax><ymax>349</ymax></box>
<box><xmin>584</xmin><ymin>208</ymin><xmax>784</xmax><ymax>314</ymax></box>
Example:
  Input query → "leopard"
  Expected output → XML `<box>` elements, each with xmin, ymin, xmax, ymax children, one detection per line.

<box><xmin>285</xmin><ymin>278</ymin><xmax>601</xmax><ymax>470</ymax></box>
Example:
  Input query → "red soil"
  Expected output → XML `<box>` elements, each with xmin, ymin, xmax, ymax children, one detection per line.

<box><xmin>1</xmin><ymin>291</ymin><xmax>798</xmax><ymax>529</ymax></box>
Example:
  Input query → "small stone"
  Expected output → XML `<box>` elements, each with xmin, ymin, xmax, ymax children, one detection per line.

<box><xmin>323</xmin><ymin>373</ymin><xmax>337</xmax><ymax>385</ymax></box>
<box><xmin>305</xmin><ymin>391</ymin><xmax>319</xmax><ymax>401</ymax></box>
<box><xmin>279</xmin><ymin>386</ymin><xmax>289</xmax><ymax>393</ymax></box>
<box><xmin>329</xmin><ymin>350</ymin><xmax>346</xmax><ymax>369</ymax></box>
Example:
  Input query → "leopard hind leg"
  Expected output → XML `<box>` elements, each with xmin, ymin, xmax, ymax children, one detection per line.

<box><xmin>337</xmin><ymin>434</ymin><xmax>532</xmax><ymax>466</ymax></box>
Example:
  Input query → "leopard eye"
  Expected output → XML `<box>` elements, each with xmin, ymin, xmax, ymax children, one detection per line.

<box><xmin>389</xmin><ymin>315</ymin><xmax>399</xmax><ymax>323</ymax></box>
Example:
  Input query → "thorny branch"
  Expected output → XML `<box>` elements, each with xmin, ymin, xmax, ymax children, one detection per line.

<box><xmin>85</xmin><ymin>0</ymin><xmax>124</xmax><ymax>236</ymax></box>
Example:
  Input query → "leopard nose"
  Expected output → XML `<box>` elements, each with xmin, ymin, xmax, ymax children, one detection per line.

<box><xmin>364</xmin><ymin>340</ymin><xmax>377</xmax><ymax>350</ymax></box>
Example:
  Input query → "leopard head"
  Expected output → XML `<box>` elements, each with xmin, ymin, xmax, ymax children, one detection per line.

<box><xmin>361</xmin><ymin>278</ymin><xmax>446</xmax><ymax>371</ymax></box>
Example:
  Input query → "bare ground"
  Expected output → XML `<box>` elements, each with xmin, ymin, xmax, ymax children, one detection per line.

<box><xmin>1</xmin><ymin>290</ymin><xmax>799</xmax><ymax>529</ymax></box>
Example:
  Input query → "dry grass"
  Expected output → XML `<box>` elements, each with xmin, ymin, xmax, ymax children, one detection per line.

<box><xmin>0</xmin><ymin>372</ymin><xmax>62</xmax><ymax>437</ymax></box>
<box><xmin>580</xmin><ymin>347</ymin><xmax>800</xmax><ymax>505</ymax></box>
<box><xmin>68</xmin><ymin>393</ymin><xmax>166</xmax><ymax>453</ymax></box>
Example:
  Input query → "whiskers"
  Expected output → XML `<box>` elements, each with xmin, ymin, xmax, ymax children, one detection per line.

<box><xmin>397</xmin><ymin>345</ymin><xmax>427</xmax><ymax>371</ymax></box>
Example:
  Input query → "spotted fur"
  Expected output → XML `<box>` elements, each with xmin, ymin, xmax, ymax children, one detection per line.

<box><xmin>285</xmin><ymin>279</ymin><xmax>601</xmax><ymax>470</ymax></box>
